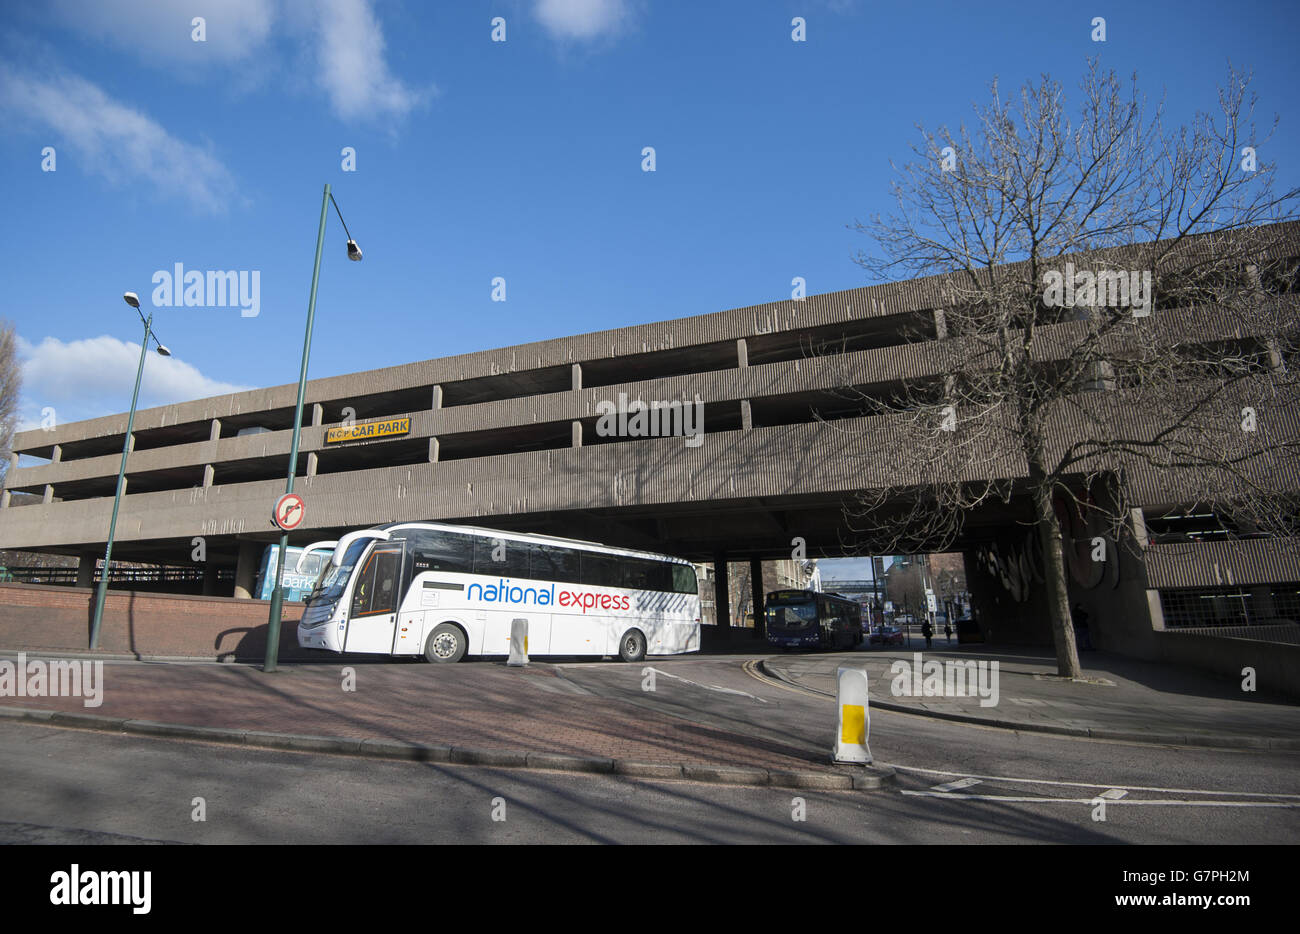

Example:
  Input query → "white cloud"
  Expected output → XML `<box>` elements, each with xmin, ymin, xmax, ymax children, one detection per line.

<box><xmin>47</xmin><ymin>0</ymin><xmax>429</xmax><ymax>125</ymax></box>
<box><xmin>309</xmin><ymin>0</ymin><xmax>430</xmax><ymax>122</ymax></box>
<box><xmin>16</xmin><ymin>335</ymin><xmax>253</xmax><ymax>430</ymax></box>
<box><xmin>534</xmin><ymin>0</ymin><xmax>634</xmax><ymax>41</ymax></box>
<box><xmin>0</xmin><ymin>64</ymin><xmax>239</xmax><ymax>214</ymax></box>
<box><xmin>48</xmin><ymin>0</ymin><xmax>274</xmax><ymax>64</ymax></box>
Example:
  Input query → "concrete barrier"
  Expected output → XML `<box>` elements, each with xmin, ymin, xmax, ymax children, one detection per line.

<box><xmin>0</xmin><ymin>581</ymin><xmax>306</xmax><ymax>661</ymax></box>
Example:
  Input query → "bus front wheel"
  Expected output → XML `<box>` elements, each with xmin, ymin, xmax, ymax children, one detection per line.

<box><xmin>425</xmin><ymin>624</ymin><xmax>467</xmax><ymax>664</ymax></box>
<box><xmin>618</xmin><ymin>629</ymin><xmax>647</xmax><ymax>663</ymax></box>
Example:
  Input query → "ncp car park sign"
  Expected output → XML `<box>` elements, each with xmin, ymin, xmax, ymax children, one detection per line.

<box><xmin>273</xmin><ymin>492</ymin><xmax>305</xmax><ymax>531</ymax></box>
<box><xmin>325</xmin><ymin>416</ymin><xmax>411</xmax><ymax>445</ymax></box>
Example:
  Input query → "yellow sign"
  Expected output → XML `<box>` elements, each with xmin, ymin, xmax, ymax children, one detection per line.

<box><xmin>325</xmin><ymin>416</ymin><xmax>411</xmax><ymax>445</ymax></box>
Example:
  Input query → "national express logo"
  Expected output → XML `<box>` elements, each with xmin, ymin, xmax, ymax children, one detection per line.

<box><xmin>466</xmin><ymin>580</ymin><xmax>631</xmax><ymax>614</ymax></box>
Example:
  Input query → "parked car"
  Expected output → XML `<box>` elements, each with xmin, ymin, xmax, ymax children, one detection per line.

<box><xmin>869</xmin><ymin>626</ymin><xmax>905</xmax><ymax>646</ymax></box>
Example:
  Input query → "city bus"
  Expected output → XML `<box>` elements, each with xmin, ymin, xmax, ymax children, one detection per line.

<box><xmin>297</xmin><ymin>521</ymin><xmax>701</xmax><ymax>663</ymax></box>
<box><xmin>764</xmin><ymin>589</ymin><xmax>864</xmax><ymax>650</ymax></box>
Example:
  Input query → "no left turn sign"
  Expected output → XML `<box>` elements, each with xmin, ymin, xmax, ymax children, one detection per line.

<box><xmin>273</xmin><ymin>492</ymin><xmax>305</xmax><ymax>531</ymax></box>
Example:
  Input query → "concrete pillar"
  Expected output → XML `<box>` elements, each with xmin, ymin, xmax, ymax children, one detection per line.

<box><xmin>750</xmin><ymin>558</ymin><xmax>765</xmax><ymax>640</ymax></box>
<box><xmin>571</xmin><ymin>363</ymin><xmax>582</xmax><ymax>391</ymax></box>
<box><xmin>572</xmin><ymin>421</ymin><xmax>583</xmax><ymax>448</ymax></box>
<box><xmin>934</xmin><ymin>308</ymin><xmax>948</xmax><ymax>339</ymax></box>
<box><xmin>428</xmin><ymin>437</ymin><xmax>440</xmax><ymax>463</ymax></box>
<box><xmin>1130</xmin><ymin>508</ymin><xmax>1149</xmax><ymax>547</ymax></box>
<box><xmin>7</xmin><ymin>452</ymin><xmax>17</xmax><ymax>472</ymax></box>
<box><xmin>202</xmin><ymin>563</ymin><xmax>220</xmax><ymax>596</ymax></box>
<box><xmin>312</xmin><ymin>403</ymin><xmax>323</xmax><ymax>427</ymax></box>
<box><xmin>126</xmin><ymin>434</ymin><xmax>135</xmax><ymax>453</ymax></box>
<box><xmin>713</xmin><ymin>554</ymin><xmax>730</xmax><ymax>630</ymax></box>
<box><xmin>306</xmin><ymin>452</ymin><xmax>318</xmax><ymax>477</ymax></box>
<box><xmin>210</xmin><ymin>419</ymin><xmax>221</xmax><ymax>442</ymax></box>
<box><xmin>76</xmin><ymin>555</ymin><xmax>96</xmax><ymax>588</ymax></box>
<box><xmin>740</xmin><ymin>399</ymin><xmax>753</xmax><ymax>430</ymax></box>
<box><xmin>432</xmin><ymin>385</ymin><xmax>443</xmax><ymax>410</ymax></box>
<box><xmin>1146</xmin><ymin>590</ymin><xmax>1167</xmax><ymax>631</ymax></box>
<box><xmin>1</xmin><ymin>490</ymin><xmax>9</xmax><ymax>508</ymax></box>
<box><xmin>203</xmin><ymin>464</ymin><xmax>215</xmax><ymax>488</ymax></box>
<box><xmin>736</xmin><ymin>338</ymin><xmax>748</xmax><ymax>368</ymax></box>
<box><xmin>51</xmin><ymin>445</ymin><xmax>62</xmax><ymax>463</ymax></box>
<box><xmin>233</xmin><ymin>540</ymin><xmax>260</xmax><ymax>600</ymax></box>
<box><xmin>42</xmin><ymin>485</ymin><xmax>53</xmax><ymax>504</ymax></box>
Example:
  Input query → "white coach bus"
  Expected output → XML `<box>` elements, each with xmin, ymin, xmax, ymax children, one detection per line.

<box><xmin>297</xmin><ymin>522</ymin><xmax>701</xmax><ymax>663</ymax></box>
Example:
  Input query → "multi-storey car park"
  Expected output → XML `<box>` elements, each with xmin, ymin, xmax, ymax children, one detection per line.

<box><xmin>3</xmin><ymin>222</ymin><xmax>1299</xmax><ymax>687</ymax></box>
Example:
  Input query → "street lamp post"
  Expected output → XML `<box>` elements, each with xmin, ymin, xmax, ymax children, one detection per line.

<box><xmin>263</xmin><ymin>183</ymin><xmax>361</xmax><ymax>673</ymax></box>
<box><xmin>89</xmin><ymin>292</ymin><xmax>171</xmax><ymax>650</ymax></box>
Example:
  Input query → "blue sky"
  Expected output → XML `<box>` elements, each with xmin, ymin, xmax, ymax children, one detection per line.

<box><xmin>2</xmin><ymin>0</ymin><xmax>1299</xmax><ymax>443</ymax></box>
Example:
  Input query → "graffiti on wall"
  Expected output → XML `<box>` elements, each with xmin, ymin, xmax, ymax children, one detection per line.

<box><xmin>976</xmin><ymin>487</ymin><xmax>1120</xmax><ymax>602</ymax></box>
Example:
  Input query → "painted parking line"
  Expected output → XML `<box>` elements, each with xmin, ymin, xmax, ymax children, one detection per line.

<box><xmin>888</xmin><ymin>763</ymin><xmax>1300</xmax><ymax>800</ymax></box>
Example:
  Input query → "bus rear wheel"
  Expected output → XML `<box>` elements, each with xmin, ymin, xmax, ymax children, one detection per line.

<box><xmin>425</xmin><ymin>623</ymin><xmax>467</xmax><ymax>663</ymax></box>
<box><xmin>617</xmin><ymin>629</ymin><xmax>647</xmax><ymax>663</ymax></box>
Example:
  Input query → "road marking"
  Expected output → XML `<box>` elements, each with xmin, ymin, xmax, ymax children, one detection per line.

<box><xmin>644</xmin><ymin>667</ymin><xmax>768</xmax><ymax>703</ymax></box>
<box><xmin>888</xmin><ymin>763</ymin><xmax>1300</xmax><ymax>799</ymax></box>
<box><xmin>930</xmin><ymin>778</ymin><xmax>982</xmax><ymax>792</ymax></box>
<box><xmin>900</xmin><ymin>791</ymin><xmax>1300</xmax><ymax>808</ymax></box>
<box><xmin>740</xmin><ymin>660</ymin><xmax>823</xmax><ymax>699</ymax></box>
<box><xmin>1098</xmin><ymin>788</ymin><xmax>1127</xmax><ymax>800</ymax></box>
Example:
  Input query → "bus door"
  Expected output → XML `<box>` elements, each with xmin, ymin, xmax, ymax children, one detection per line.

<box><xmin>343</xmin><ymin>541</ymin><xmax>406</xmax><ymax>654</ymax></box>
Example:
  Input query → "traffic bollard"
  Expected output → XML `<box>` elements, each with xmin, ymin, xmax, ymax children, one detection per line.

<box><xmin>508</xmin><ymin>618</ymin><xmax>529</xmax><ymax>667</ymax></box>
<box><xmin>832</xmin><ymin>665</ymin><xmax>872</xmax><ymax>764</ymax></box>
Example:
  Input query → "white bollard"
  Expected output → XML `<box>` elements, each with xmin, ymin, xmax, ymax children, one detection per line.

<box><xmin>507</xmin><ymin>618</ymin><xmax>529</xmax><ymax>667</ymax></box>
<box><xmin>832</xmin><ymin>665</ymin><xmax>872</xmax><ymax>764</ymax></box>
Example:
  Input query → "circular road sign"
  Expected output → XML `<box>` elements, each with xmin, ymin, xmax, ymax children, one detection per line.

<box><xmin>273</xmin><ymin>492</ymin><xmax>306</xmax><ymax>531</ymax></box>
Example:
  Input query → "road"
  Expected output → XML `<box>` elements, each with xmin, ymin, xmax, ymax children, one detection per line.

<box><xmin>1</xmin><ymin>649</ymin><xmax>1296</xmax><ymax>844</ymax></box>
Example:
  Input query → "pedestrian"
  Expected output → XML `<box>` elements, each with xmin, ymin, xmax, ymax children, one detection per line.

<box><xmin>921</xmin><ymin>619</ymin><xmax>933</xmax><ymax>649</ymax></box>
<box><xmin>944</xmin><ymin>622</ymin><xmax>952</xmax><ymax>644</ymax></box>
<box><xmin>1072</xmin><ymin>603</ymin><xmax>1093</xmax><ymax>651</ymax></box>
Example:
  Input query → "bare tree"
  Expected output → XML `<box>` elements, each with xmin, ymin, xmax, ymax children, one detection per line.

<box><xmin>842</xmin><ymin>60</ymin><xmax>1300</xmax><ymax>678</ymax></box>
<box><xmin>0</xmin><ymin>320</ymin><xmax>19</xmax><ymax>488</ymax></box>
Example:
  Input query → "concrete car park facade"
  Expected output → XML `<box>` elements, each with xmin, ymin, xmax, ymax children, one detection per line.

<box><xmin>4</xmin><ymin>223</ymin><xmax>1300</xmax><ymax>688</ymax></box>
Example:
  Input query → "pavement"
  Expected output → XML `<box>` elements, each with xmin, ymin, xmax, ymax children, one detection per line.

<box><xmin>0</xmin><ymin>653</ymin><xmax>888</xmax><ymax>792</ymax></box>
<box><xmin>762</xmin><ymin>641</ymin><xmax>1300</xmax><ymax>750</ymax></box>
<box><xmin>2</xmin><ymin>636</ymin><xmax>1297</xmax><ymax>795</ymax></box>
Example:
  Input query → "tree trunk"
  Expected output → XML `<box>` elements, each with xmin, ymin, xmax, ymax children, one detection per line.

<box><xmin>1033</xmin><ymin>482</ymin><xmax>1083</xmax><ymax>679</ymax></box>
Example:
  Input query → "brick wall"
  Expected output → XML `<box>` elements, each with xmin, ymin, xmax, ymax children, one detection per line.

<box><xmin>0</xmin><ymin>582</ymin><xmax>307</xmax><ymax>660</ymax></box>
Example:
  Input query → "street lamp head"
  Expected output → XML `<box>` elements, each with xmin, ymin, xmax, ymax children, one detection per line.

<box><xmin>155</xmin><ymin>344</ymin><xmax>171</xmax><ymax>357</ymax></box>
<box><xmin>123</xmin><ymin>292</ymin><xmax>141</xmax><ymax>308</ymax></box>
<box><xmin>346</xmin><ymin>239</ymin><xmax>363</xmax><ymax>262</ymax></box>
